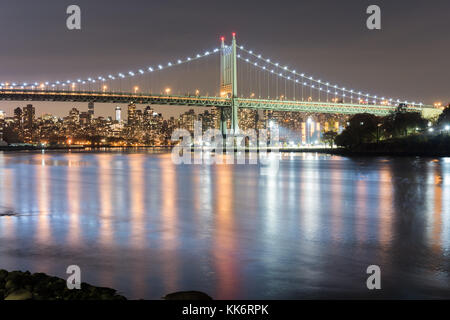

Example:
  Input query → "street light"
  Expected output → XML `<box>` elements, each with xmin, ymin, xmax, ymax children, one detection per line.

<box><xmin>134</xmin><ymin>86</ymin><xmax>139</xmax><ymax>94</ymax></box>
<box><xmin>165</xmin><ymin>88</ymin><xmax>171</xmax><ymax>95</ymax></box>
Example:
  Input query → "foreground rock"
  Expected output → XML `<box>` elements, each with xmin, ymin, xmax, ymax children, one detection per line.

<box><xmin>164</xmin><ymin>291</ymin><xmax>213</xmax><ymax>300</ymax></box>
<box><xmin>0</xmin><ymin>270</ymin><xmax>126</xmax><ymax>300</ymax></box>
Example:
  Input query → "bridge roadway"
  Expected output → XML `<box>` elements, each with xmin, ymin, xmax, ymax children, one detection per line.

<box><xmin>0</xmin><ymin>89</ymin><xmax>441</xmax><ymax>118</ymax></box>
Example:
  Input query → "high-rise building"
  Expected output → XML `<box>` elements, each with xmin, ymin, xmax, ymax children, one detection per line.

<box><xmin>115</xmin><ymin>106</ymin><xmax>122</xmax><ymax>122</ymax></box>
<box><xmin>23</xmin><ymin>104</ymin><xmax>35</xmax><ymax>130</ymax></box>
<box><xmin>79</xmin><ymin>112</ymin><xmax>91</xmax><ymax>125</ymax></box>
<box><xmin>69</xmin><ymin>108</ymin><xmax>80</xmax><ymax>124</ymax></box>
<box><xmin>88</xmin><ymin>102</ymin><xmax>95</xmax><ymax>116</ymax></box>
<box><xmin>127</xmin><ymin>103</ymin><xmax>136</xmax><ymax>125</ymax></box>
<box><xmin>14</xmin><ymin>107</ymin><xmax>22</xmax><ymax>126</ymax></box>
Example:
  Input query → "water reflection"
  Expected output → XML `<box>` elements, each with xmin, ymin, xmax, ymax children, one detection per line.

<box><xmin>0</xmin><ymin>151</ymin><xmax>449</xmax><ymax>299</ymax></box>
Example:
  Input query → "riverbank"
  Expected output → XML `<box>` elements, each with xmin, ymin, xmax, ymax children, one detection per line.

<box><xmin>1</xmin><ymin>144</ymin><xmax>448</xmax><ymax>157</ymax></box>
<box><xmin>0</xmin><ymin>270</ymin><xmax>126</xmax><ymax>300</ymax></box>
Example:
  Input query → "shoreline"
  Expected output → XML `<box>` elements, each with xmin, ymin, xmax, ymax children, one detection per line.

<box><xmin>1</xmin><ymin>145</ymin><xmax>449</xmax><ymax>157</ymax></box>
<box><xmin>0</xmin><ymin>269</ymin><xmax>213</xmax><ymax>301</ymax></box>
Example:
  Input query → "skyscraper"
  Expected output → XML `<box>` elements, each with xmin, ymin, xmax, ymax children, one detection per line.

<box><xmin>127</xmin><ymin>103</ymin><xmax>136</xmax><ymax>125</ymax></box>
<box><xmin>23</xmin><ymin>104</ymin><xmax>35</xmax><ymax>130</ymax></box>
<box><xmin>115</xmin><ymin>106</ymin><xmax>122</xmax><ymax>122</ymax></box>
<box><xmin>88</xmin><ymin>102</ymin><xmax>95</xmax><ymax>116</ymax></box>
<box><xmin>14</xmin><ymin>107</ymin><xmax>22</xmax><ymax>127</ymax></box>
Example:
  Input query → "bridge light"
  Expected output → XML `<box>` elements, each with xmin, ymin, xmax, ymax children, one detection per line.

<box><xmin>168</xmin><ymin>62</ymin><xmax>172</xmax><ymax>66</ymax></box>
<box><xmin>177</xmin><ymin>60</ymin><xmax>182</xmax><ymax>64</ymax></box>
<box><xmin>139</xmin><ymin>69</ymin><xmax>144</xmax><ymax>74</ymax></box>
<box><xmin>300</xmin><ymin>73</ymin><xmax>304</xmax><ymax>77</ymax></box>
<box><xmin>258</xmin><ymin>55</ymin><xmax>261</xmax><ymax>58</ymax></box>
<box><xmin>165</xmin><ymin>88</ymin><xmax>171</xmax><ymax>95</ymax></box>
<box><xmin>134</xmin><ymin>86</ymin><xmax>139</xmax><ymax>93</ymax></box>
<box><xmin>266</xmin><ymin>59</ymin><xmax>270</xmax><ymax>62</ymax></box>
<box><xmin>158</xmin><ymin>65</ymin><xmax>163</xmax><ymax>69</ymax></box>
<box><xmin>148</xmin><ymin>67</ymin><xmax>153</xmax><ymax>72</ymax></box>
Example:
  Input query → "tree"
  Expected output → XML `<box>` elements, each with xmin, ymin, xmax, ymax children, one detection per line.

<box><xmin>322</xmin><ymin>131</ymin><xmax>337</xmax><ymax>147</ymax></box>
<box><xmin>437</xmin><ymin>104</ymin><xmax>450</xmax><ymax>127</ymax></box>
<box><xmin>335</xmin><ymin>113</ymin><xmax>380</xmax><ymax>148</ymax></box>
<box><xmin>382</xmin><ymin>109</ymin><xmax>426</xmax><ymax>138</ymax></box>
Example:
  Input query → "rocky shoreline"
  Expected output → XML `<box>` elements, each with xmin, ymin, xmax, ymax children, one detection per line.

<box><xmin>0</xmin><ymin>269</ymin><xmax>213</xmax><ymax>301</ymax></box>
<box><xmin>0</xmin><ymin>270</ymin><xmax>126</xmax><ymax>300</ymax></box>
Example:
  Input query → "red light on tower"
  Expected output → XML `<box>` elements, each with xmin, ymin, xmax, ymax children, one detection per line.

<box><xmin>221</xmin><ymin>36</ymin><xmax>225</xmax><ymax>42</ymax></box>
<box><xmin>232</xmin><ymin>32</ymin><xmax>236</xmax><ymax>38</ymax></box>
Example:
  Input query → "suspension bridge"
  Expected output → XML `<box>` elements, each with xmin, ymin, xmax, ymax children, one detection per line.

<box><xmin>0</xmin><ymin>33</ymin><xmax>441</xmax><ymax>135</ymax></box>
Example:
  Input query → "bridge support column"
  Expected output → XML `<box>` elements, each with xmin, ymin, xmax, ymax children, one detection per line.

<box><xmin>220</xmin><ymin>107</ymin><xmax>228</xmax><ymax>136</ymax></box>
<box><xmin>220</xmin><ymin>33</ymin><xmax>239</xmax><ymax>135</ymax></box>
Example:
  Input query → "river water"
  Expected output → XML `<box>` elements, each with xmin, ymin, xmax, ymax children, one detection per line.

<box><xmin>0</xmin><ymin>150</ymin><xmax>449</xmax><ymax>299</ymax></box>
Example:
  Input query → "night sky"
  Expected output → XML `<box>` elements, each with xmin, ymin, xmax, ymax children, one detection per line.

<box><xmin>0</xmin><ymin>0</ymin><xmax>449</xmax><ymax>118</ymax></box>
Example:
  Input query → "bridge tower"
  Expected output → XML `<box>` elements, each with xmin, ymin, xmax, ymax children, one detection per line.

<box><xmin>220</xmin><ymin>33</ymin><xmax>238</xmax><ymax>135</ymax></box>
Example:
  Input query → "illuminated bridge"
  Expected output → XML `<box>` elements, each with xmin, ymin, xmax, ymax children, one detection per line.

<box><xmin>0</xmin><ymin>34</ymin><xmax>442</xmax><ymax>134</ymax></box>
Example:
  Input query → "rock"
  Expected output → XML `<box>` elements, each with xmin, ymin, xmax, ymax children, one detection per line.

<box><xmin>164</xmin><ymin>291</ymin><xmax>213</xmax><ymax>301</ymax></box>
<box><xmin>0</xmin><ymin>270</ymin><xmax>127</xmax><ymax>300</ymax></box>
<box><xmin>5</xmin><ymin>289</ymin><xmax>33</xmax><ymax>300</ymax></box>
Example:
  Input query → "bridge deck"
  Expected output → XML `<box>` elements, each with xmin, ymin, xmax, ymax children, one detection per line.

<box><xmin>0</xmin><ymin>89</ymin><xmax>440</xmax><ymax>118</ymax></box>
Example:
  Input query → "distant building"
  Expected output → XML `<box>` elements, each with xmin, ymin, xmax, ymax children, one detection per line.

<box><xmin>79</xmin><ymin>112</ymin><xmax>91</xmax><ymax>125</ymax></box>
<box><xmin>23</xmin><ymin>104</ymin><xmax>35</xmax><ymax>130</ymax></box>
<box><xmin>88</xmin><ymin>102</ymin><xmax>95</xmax><ymax>116</ymax></box>
<box><xmin>14</xmin><ymin>107</ymin><xmax>22</xmax><ymax>126</ymax></box>
<box><xmin>69</xmin><ymin>108</ymin><xmax>80</xmax><ymax>124</ymax></box>
<box><xmin>115</xmin><ymin>106</ymin><xmax>122</xmax><ymax>122</ymax></box>
<box><xmin>127</xmin><ymin>103</ymin><xmax>136</xmax><ymax>125</ymax></box>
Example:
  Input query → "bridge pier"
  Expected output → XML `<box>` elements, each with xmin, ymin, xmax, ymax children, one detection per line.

<box><xmin>220</xmin><ymin>33</ymin><xmax>239</xmax><ymax>136</ymax></box>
